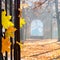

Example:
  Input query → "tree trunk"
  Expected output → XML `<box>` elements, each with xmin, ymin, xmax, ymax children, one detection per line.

<box><xmin>55</xmin><ymin>0</ymin><xmax>60</xmax><ymax>41</ymax></box>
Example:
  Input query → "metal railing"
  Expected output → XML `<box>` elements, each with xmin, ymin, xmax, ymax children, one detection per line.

<box><xmin>0</xmin><ymin>0</ymin><xmax>20</xmax><ymax>60</ymax></box>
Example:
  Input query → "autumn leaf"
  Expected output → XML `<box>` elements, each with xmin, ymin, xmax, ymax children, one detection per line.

<box><xmin>2</xmin><ymin>10</ymin><xmax>14</xmax><ymax>29</ymax></box>
<box><xmin>20</xmin><ymin>3</ymin><xmax>29</xmax><ymax>9</ymax></box>
<box><xmin>5</xmin><ymin>26</ymin><xmax>17</xmax><ymax>38</ymax></box>
<box><xmin>19</xmin><ymin>3</ymin><xmax>29</xmax><ymax>17</ymax></box>
<box><xmin>2</xmin><ymin>38</ymin><xmax>11</xmax><ymax>53</ymax></box>
<box><xmin>18</xmin><ymin>8</ymin><xmax>22</xmax><ymax>17</ymax></box>
<box><xmin>16</xmin><ymin>41</ymin><xmax>23</xmax><ymax>48</ymax></box>
<box><xmin>20</xmin><ymin>18</ymin><xmax>26</xmax><ymax>28</ymax></box>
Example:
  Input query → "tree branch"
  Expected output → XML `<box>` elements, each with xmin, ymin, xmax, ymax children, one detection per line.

<box><xmin>33</xmin><ymin>0</ymin><xmax>48</xmax><ymax>9</ymax></box>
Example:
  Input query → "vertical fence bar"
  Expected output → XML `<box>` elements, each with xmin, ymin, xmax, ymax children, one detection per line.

<box><xmin>14</xmin><ymin>0</ymin><xmax>20</xmax><ymax>60</ymax></box>
<box><xmin>5</xmin><ymin>0</ymin><xmax>7</xmax><ymax>14</ymax></box>
<box><xmin>0</xmin><ymin>0</ymin><xmax>3</xmax><ymax>60</ymax></box>
<box><xmin>5</xmin><ymin>0</ymin><xmax>8</xmax><ymax>60</ymax></box>
<box><xmin>9</xmin><ymin>0</ymin><xmax>13</xmax><ymax>60</ymax></box>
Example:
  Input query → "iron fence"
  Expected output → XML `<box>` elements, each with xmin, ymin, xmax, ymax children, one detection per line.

<box><xmin>0</xmin><ymin>0</ymin><xmax>20</xmax><ymax>60</ymax></box>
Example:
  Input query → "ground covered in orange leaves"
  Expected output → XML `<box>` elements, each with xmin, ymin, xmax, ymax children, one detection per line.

<box><xmin>21</xmin><ymin>39</ymin><xmax>60</xmax><ymax>60</ymax></box>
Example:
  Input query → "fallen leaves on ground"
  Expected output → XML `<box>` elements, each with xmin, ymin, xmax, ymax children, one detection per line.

<box><xmin>21</xmin><ymin>40</ymin><xmax>60</xmax><ymax>60</ymax></box>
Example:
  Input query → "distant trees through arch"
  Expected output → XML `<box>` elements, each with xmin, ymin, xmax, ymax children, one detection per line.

<box><xmin>31</xmin><ymin>20</ymin><xmax>43</xmax><ymax>37</ymax></box>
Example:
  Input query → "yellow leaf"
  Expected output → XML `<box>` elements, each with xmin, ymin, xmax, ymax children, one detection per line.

<box><xmin>2</xmin><ymin>10</ymin><xmax>14</xmax><ymax>29</ymax></box>
<box><xmin>5</xmin><ymin>26</ymin><xmax>17</xmax><ymax>38</ymax></box>
<box><xmin>2</xmin><ymin>38</ymin><xmax>11</xmax><ymax>53</ymax></box>
<box><xmin>16</xmin><ymin>41</ymin><xmax>23</xmax><ymax>48</ymax></box>
<box><xmin>20</xmin><ymin>18</ymin><xmax>26</xmax><ymax>28</ymax></box>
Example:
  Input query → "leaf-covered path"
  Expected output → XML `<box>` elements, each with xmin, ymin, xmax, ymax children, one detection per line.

<box><xmin>21</xmin><ymin>39</ymin><xmax>60</xmax><ymax>60</ymax></box>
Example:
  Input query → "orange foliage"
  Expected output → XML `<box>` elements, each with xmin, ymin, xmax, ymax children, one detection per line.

<box><xmin>5</xmin><ymin>26</ymin><xmax>17</xmax><ymax>38</ymax></box>
<box><xmin>2</xmin><ymin>38</ymin><xmax>11</xmax><ymax>53</ymax></box>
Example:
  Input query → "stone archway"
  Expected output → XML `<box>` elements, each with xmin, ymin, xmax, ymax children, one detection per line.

<box><xmin>30</xmin><ymin>19</ymin><xmax>44</xmax><ymax>39</ymax></box>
